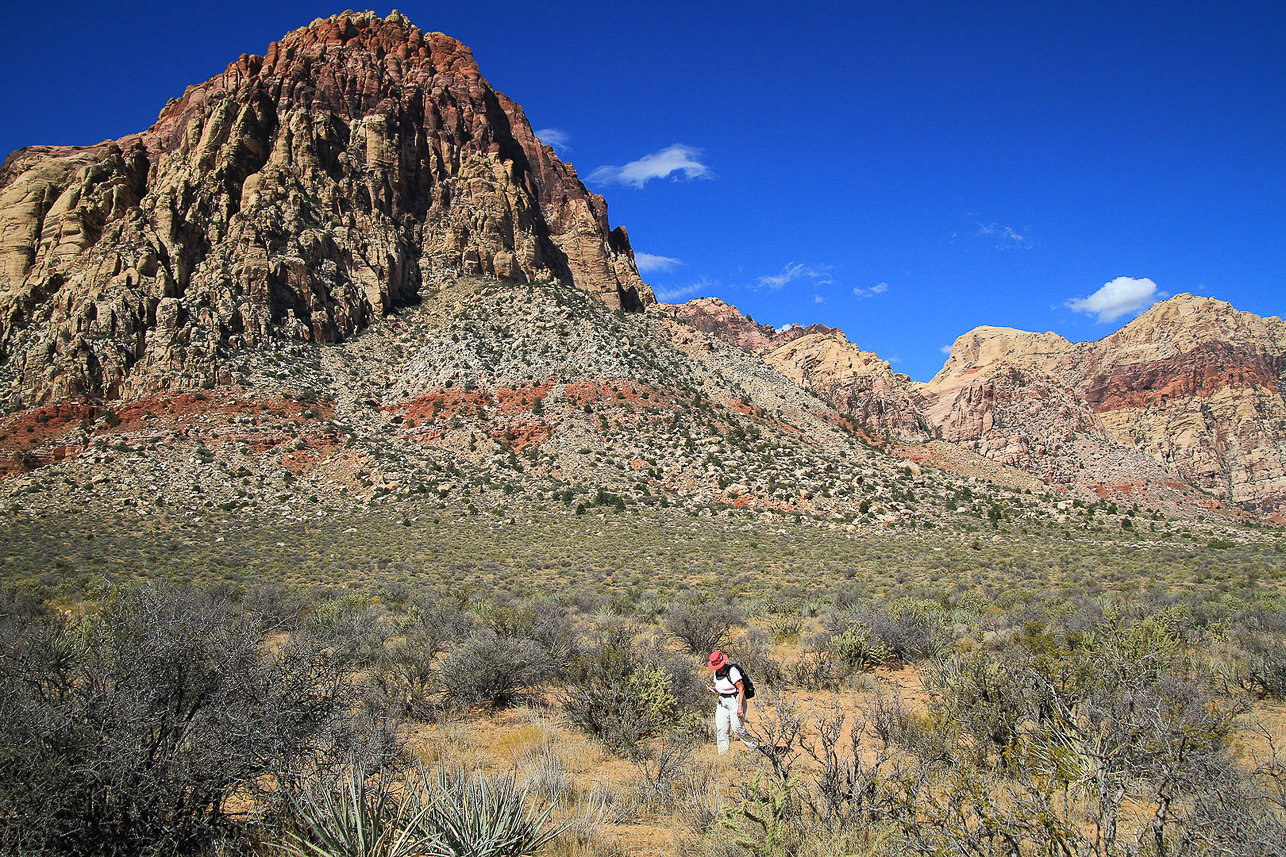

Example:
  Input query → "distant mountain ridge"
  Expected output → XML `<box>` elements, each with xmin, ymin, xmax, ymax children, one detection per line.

<box><xmin>675</xmin><ymin>293</ymin><xmax>1286</xmax><ymax>517</ymax></box>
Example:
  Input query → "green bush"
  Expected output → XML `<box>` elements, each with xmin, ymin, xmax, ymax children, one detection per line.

<box><xmin>560</xmin><ymin>634</ymin><xmax>705</xmax><ymax>754</ymax></box>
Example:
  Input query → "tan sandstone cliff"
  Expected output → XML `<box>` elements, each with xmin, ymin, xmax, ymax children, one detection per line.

<box><xmin>0</xmin><ymin>10</ymin><xmax>651</xmax><ymax>406</ymax></box>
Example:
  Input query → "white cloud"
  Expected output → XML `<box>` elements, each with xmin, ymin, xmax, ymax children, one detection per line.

<box><xmin>655</xmin><ymin>277</ymin><xmax>713</xmax><ymax>303</ymax></box>
<box><xmin>814</xmin><ymin>295</ymin><xmax>825</xmax><ymax>303</ymax></box>
<box><xmin>757</xmin><ymin>262</ymin><xmax>834</xmax><ymax>290</ymax></box>
<box><xmin>589</xmin><ymin>144</ymin><xmax>712</xmax><ymax>188</ymax></box>
<box><xmin>976</xmin><ymin>222</ymin><xmax>1032</xmax><ymax>250</ymax></box>
<box><xmin>534</xmin><ymin>128</ymin><xmax>570</xmax><ymax>151</ymax></box>
<box><xmin>634</xmin><ymin>252</ymin><xmax>682</xmax><ymax>274</ymax></box>
<box><xmin>1065</xmin><ymin>276</ymin><xmax>1166</xmax><ymax>323</ymax></box>
<box><xmin>853</xmin><ymin>282</ymin><xmax>889</xmax><ymax>299</ymax></box>
<box><xmin>888</xmin><ymin>354</ymin><xmax>902</xmax><ymax>364</ymax></box>
<box><xmin>940</xmin><ymin>344</ymin><xmax>954</xmax><ymax>355</ymax></box>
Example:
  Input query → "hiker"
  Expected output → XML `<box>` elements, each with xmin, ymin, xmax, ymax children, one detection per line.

<box><xmin>707</xmin><ymin>650</ymin><xmax>755</xmax><ymax>753</ymax></box>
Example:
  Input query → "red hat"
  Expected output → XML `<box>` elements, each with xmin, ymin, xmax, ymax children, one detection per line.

<box><xmin>708</xmin><ymin>650</ymin><xmax>728</xmax><ymax>670</ymax></box>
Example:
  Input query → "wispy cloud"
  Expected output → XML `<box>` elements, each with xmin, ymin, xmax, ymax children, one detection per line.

<box><xmin>853</xmin><ymin>281</ymin><xmax>889</xmax><ymax>298</ymax></box>
<box><xmin>814</xmin><ymin>295</ymin><xmax>825</xmax><ymax>303</ymax></box>
<box><xmin>976</xmin><ymin>222</ymin><xmax>1032</xmax><ymax>250</ymax></box>
<box><xmin>654</xmin><ymin>277</ymin><xmax>713</xmax><ymax>303</ymax></box>
<box><xmin>634</xmin><ymin>252</ymin><xmax>682</xmax><ymax>274</ymax></box>
<box><xmin>940</xmin><ymin>343</ymin><xmax>954</xmax><ymax>355</ymax></box>
<box><xmin>534</xmin><ymin>128</ymin><xmax>570</xmax><ymax>151</ymax></box>
<box><xmin>1065</xmin><ymin>276</ymin><xmax>1167</xmax><ymax>323</ymax></box>
<box><xmin>589</xmin><ymin>144</ymin><xmax>712</xmax><ymax>188</ymax></box>
<box><xmin>757</xmin><ymin>262</ymin><xmax>834</xmax><ymax>290</ymax></box>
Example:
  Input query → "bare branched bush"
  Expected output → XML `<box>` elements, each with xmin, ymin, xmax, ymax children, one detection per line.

<box><xmin>734</xmin><ymin>628</ymin><xmax>786</xmax><ymax>690</ymax></box>
<box><xmin>629</xmin><ymin>732</ymin><xmax>697</xmax><ymax>812</ymax></box>
<box><xmin>663</xmin><ymin>598</ymin><xmax>744</xmax><ymax>655</ymax></box>
<box><xmin>787</xmin><ymin>642</ymin><xmax>848</xmax><ymax>691</ymax></box>
<box><xmin>0</xmin><ymin>584</ymin><xmax>380</xmax><ymax>857</ymax></box>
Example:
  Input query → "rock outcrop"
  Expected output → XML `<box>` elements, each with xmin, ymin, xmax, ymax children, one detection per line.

<box><xmin>0</xmin><ymin>10</ymin><xmax>651</xmax><ymax>406</ymax></box>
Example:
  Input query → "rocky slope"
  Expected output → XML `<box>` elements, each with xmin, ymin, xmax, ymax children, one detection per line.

<box><xmin>0</xmin><ymin>10</ymin><xmax>650</xmax><ymax>408</ymax></box>
<box><xmin>923</xmin><ymin>295</ymin><xmax>1286</xmax><ymax>514</ymax></box>
<box><xmin>2</xmin><ymin>273</ymin><xmax>1059</xmax><ymax>536</ymax></box>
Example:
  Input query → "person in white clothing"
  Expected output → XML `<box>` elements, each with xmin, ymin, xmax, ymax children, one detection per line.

<box><xmin>707</xmin><ymin>650</ymin><xmax>755</xmax><ymax>753</ymax></box>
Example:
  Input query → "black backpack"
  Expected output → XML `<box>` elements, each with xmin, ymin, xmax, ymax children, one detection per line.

<box><xmin>729</xmin><ymin>663</ymin><xmax>755</xmax><ymax>699</ymax></box>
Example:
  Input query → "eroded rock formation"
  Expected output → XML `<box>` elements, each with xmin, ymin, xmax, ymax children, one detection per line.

<box><xmin>0</xmin><ymin>10</ymin><xmax>651</xmax><ymax>405</ymax></box>
<box><xmin>671</xmin><ymin>293</ymin><xmax>1286</xmax><ymax>515</ymax></box>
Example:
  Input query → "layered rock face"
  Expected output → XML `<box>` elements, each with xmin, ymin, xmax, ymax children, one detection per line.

<box><xmin>924</xmin><ymin>296</ymin><xmax>1286</xmax><ymax>514</ymax></box>
<box><xmin>0</xmin><ymin>10</ymin><xmax>651</xmax><ymax>405</ymax></box>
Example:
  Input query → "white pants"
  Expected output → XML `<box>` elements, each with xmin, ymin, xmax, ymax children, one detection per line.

<box><xmin>715</xmin><ymin>696</ymin><xmax>755</xmax><ymax>753</ymax></box>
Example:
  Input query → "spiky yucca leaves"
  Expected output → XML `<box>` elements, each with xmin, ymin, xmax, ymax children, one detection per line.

<box><xmin>280</xmin><ymin>766</ymin><xmax>565</xmax><ymax>857</ymax></box>
<box><xmin>280</xmin><ymin>767</ymin><xmax>433</xmax><ymax>857</ymax></box>
<box><xmin>412</xmin><ymin>768</ymin><xmax>564</xmax><ymax>857</ymax></box>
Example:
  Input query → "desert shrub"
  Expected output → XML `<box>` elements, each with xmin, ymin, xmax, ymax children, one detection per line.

<box><xmin>373</xmin><ymin>596</ymin><xmax>474</xmax><ymax>719</ymax></box>
<box><xmin>306</xmin><ymin>592</ymin><xmax>389</xmax><ymax>667</ymax></box>
<box><xmin>436</xmin><ymin>629</ymin><xmax>558</xmax><ymax>708</ymax></box>
<box><xmin>0</xmin><ymin>584</ymin><xmax>379</xmax><ymax>857</ymax></box>
<box><xmin>726</xmin><ymin>696</ymin><xmax>899</xmax><ymax>855</ymax></box>
<box><xmin>924</xmin><ymin>652</ymin><xmax>1034</xmax><ymax>766</ymax></box>
<box><xmin>663</xmin><ymin>597</ymin><xmax>744</xmax><ymax>655</ymax></box>
<box><xmin>827</xmin><ymin>597</ymin><xmax>948</xmax><ymax>662</ymax></box>
<box><xmin>627</xmin><ymin>732</ymin><xmax>697</xmax><ymax>813</ymax></box>
<box><xmin>560</xmin><ymin>635</ymin><xmax>705</xmax><ymax>754</ymax></box>
<box><xmin>787</xmin><ymin>640</ymin><xmax>849</xmax><ymax>691</ymax></box>
<box><xmin>734</xmin><ymin>628</ymin><xmax>786</xmax><ymax>690</ymax></box>
<box><xmin>1236</xmin><ymin>632</ymin><xmax>1286</xmax><ymax>699</ymax></box>
<box><xmin>481</xmin><ymin>596</ymin><xmax>575</xmax><ymax>671</ymax></box>
<box><xmin>240</xmin><ymin>581</ymin><xmax>311</xmax><ymax>626</ymax></box>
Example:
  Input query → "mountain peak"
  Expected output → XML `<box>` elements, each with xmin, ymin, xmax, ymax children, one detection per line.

<box><xmin>0</xmin><ymin>11</ymin><xmax>651</xmax><ymax>406</ymax></box>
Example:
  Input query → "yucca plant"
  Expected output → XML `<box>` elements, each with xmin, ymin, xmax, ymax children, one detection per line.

<box><xmin>280</xmin><ymin>767</ymin><xmax>434</xmax><ymax>857</ymax></box>
<box><xmin>411</xmin><ymin>768</ymin><xmax>565</xmax><ymax>857</ymax></box>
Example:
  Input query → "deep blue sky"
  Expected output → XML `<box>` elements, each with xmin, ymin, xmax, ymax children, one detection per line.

<box><xmin>4</xmin><ymin>1</ymin><xmax>1283</xmax><ymax>380</ymax></box>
